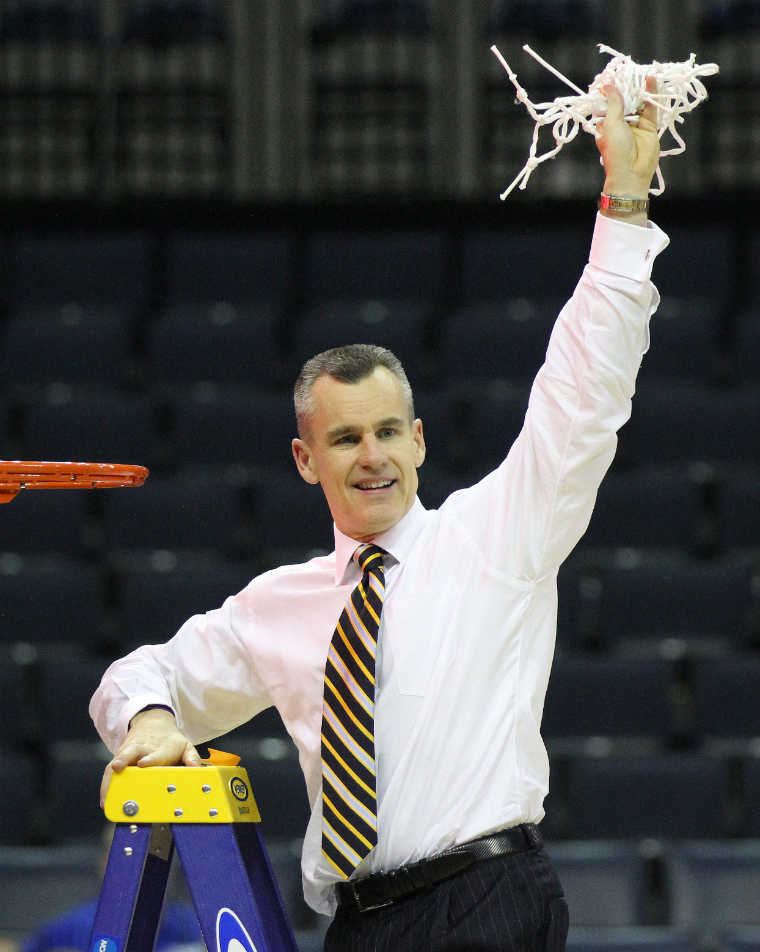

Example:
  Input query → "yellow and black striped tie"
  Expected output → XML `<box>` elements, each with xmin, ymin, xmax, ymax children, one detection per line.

<box><xmin>321</xmin><ymin>543</ymin><xmax>385</xmax><ymax>879</ymax></box>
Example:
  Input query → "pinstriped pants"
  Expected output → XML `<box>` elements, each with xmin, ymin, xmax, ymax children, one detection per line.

<box><xmin>324</xmin><ymin>846</ymin><xmax>568</xmax><ymax>952</ymax></box>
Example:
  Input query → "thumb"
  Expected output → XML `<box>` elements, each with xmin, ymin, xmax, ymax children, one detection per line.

<box><xmin>603</xmin><ymin>82</ymin><xmax>625</xmax><ymax>122</ymax></box>
<box><xmin>182</xmin><ymin>742</ymin><xmax>203</xmax><ymax>767</ymax></box>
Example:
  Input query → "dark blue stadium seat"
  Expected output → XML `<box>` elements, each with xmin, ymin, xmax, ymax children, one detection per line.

<box><xmin>303</xmin><ymin>230</ymin><xmax>445</xmax><ymax>303</ymax></box>
<box><xmin>699</xmin><ymin>0</ymin><xmax>760</xmax><ymax>35</ymax></box>
<box><xmin>311</xmin><ymin>0</ymin><xmax>435</xmax><ymax>39</ymax></box>
<box><xmin>168</xmin><ymin>387</ymin><xmax>295</xmax><ymax>469</ymax></box>
<box><xmin>146</xmin><ymin>302</ymin><xmax>284</xmax><ymax>388</ymax></box>
<box><xmin>691</xmin><ymin>654</ymin><xmax>760</xmax><ymax>740</ymax></box>
<box><xmin>0</xmin><ymin>753</ymin><xmax>38</xmax><ymax>846</ymax></box>
<box><xmin>488</xmin><ymin>0</ymin><xmax>602</xmax><ymax>36</ymax></box>
<box><xmin>547</xmin><ymin>841</ymin><xmax>646</xmax><ymax>927</ymax></box>
<box><xmin>460</xmin><ymin>228</ymin><xmax>588</xmax><ymax>303</ymax></box>
<box><xmin>224</xmin><ymin>737</ymin><xmax>310</xmax><ymax>840</ymax></box>
<box><xmin>415</xmin><ymin>464</ymin><xmax>467</xmax><ymax>510</ymax></box>
<box><xmin>654</xmin><ymin>225</ymin><xmax>734</xmax><ymax>311</ymax></box>
<box><xmin>637</xmin><ymin>297</ymin><xmax>725</xmax><ymax>386</ymax></box>
<box><xmin>566</xmin><ymin>753</ymin><xmax>728</xmax><ymax>839</ymax></box>
<box><xmin>0</xmin><ymin>0</ymin><xmax>98</xmax><ymax>40</ymax></box>
<box><xmin>744</xmin><ymin>756</ymin><xmax>760</xmax><ymax>837</ymax></box>
<box><xmin>0</xmin><ymin>843</ymin><xmax>101</xmax><ymax>934</ymax></box>
<box><xmin>556</xmin><ymin>552</ymin><xmax>587</xmax><ymax>651</ymax></box>
<box><xmin>623</xmin><ymin>383</ymin><xmax>760</xmax><ymax>467</ymax></box>
<box><xmin>39</xmin><ymin>654</ymin><xmax>109</xmax><ymax>742</ymax></box>
<box><xmin>121</xmin><ymin>0</ymin><xmax>227</xmax><ymax>42</ymax></box>
<box><xmin>0</xmin><ymin>556</ymin><xmax>105</xmax><ymax>648</ymax></box>
<box><xmin>291</xmin><ymin>298</ymin><xmax>433</xmax><ymax>384</ymax></box>
<box><xmin>542</xmin><ymin>655</ymin><xmax>673</xmax><ymax>740</ymax></box>
<box><xmin>735</xmin><ymin>307</ymin><xmax>760</xmax><ymax>385</ymax></box>
<box><xmin>412</xmin><ymin>388</ymin><xmax>465</xmax><ymax>473</ymax></box>
<box><xmin>437</xmin><ymin>300</ymin><xmax>558</xmax><ymax>385</ymax></box>
<box><xmin>266</xmin><ymin>839</ymin><xmax>319</xmax><ymax>932</ymax></box>
<box><xmin>2</xmin><ymin>307</ymin><xmax>134</xmax><ymax>386</ymax></box>
<box><xmin>0</xmin><ymin>654</ymin><xmax>28</xmax><ymax>750</ymax></box>
<box><xmin>444</xmin><ymin>380</ymin><xmax>530</xmax><ymax>480</ymax></box>
<box><xmin>721</xmin><ymin>466</ymin><xmax>760</xmax><ymax>548</ymax></box>
<box><xmin>48</xmin><ymin>740</ymin><xmax>111</xmax><ymax>840</ymax></box>
<box><xmin>250</xmin><ymin>473</ymin><xmax>335</xmax><ymax>554</ymax></box>
<box><xmin>19</xmin><ymin>387</ymin><xmax>156</xmax><ymax>465</ymax></box>
<box><xmin>8</xmin><ymin>233</ymin><xmax>150</xmax><ymax>312</ymax></box>
<box><xmin>101</xmin><ymin>469</ymin><xmax>244</xmax><ymax>556</ymax></box>
<box><xmin>114</xmin><ymin>554</ymin><xmax>253</xmax><ymax>648</ymax></box>
<box><xmin>720</xmin><ymin>925</ymin><xmax>760</xmax><ymax>952</ymax></box>
<box><xmin>566</xmin><ymin>928</ymin><xmax>697</xmax><ymax>952</ymax></box>
<box><xmin>590</xmin><ymin>552</ymin><xmax>751</xmax><ymax>649</ymax></box>
<box><xmin>0</xmin><ymin>487</ymin><xmax>89</xmax><ymax>557</ymax></box>
<box><xmin>668</xmin><ymin>841</ymin><xmax>760</xmax><ymax>939</ymax></box>
<box><xmin>582</xmin><ymin>466</ymin><xmax>704</xmax><ymax>550</ymax></box>
<box><xmin>207</xmin><ymin>705</ymin><xmax>291</xmax><ymax>747</ymax></box>
<box><xmin>164</xmin><ymin>231</ymin><xmax>294</xmax><ymax>306</ymax></box>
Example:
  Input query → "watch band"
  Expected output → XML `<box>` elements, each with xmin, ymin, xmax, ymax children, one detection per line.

<box><xmin>598</xmin><ymin>193</ymin><xmax>650</xmax><ymax>214</ymax></box>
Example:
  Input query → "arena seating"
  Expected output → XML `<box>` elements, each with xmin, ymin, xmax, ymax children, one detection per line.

<box><xmin>1</xmin><ymin>210</ymin><xmax>759</xmax><ymax>948</ymax></box>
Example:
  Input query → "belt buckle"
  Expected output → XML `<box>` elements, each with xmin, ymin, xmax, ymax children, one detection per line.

<box><xmin>351</xmin><ymin>881</ymin><xmax>394</xmax><ymax>913</ymax></box>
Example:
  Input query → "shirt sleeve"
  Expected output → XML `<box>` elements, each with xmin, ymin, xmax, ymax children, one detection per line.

<box><xmin>89</xmin><ymin>584</ymin><xmax>272</xmax><ymax>752</ymax></box>
<box><xmin>443</xmin><ymin>213</ymin><xmax>670</xmax><ymax>580</ymax></box>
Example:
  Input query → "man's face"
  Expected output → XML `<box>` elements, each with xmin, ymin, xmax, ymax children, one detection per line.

<box><xmin>292</xmin><ymin>366</ymin><xmax>426</xmax><ymax>542</ymax></box>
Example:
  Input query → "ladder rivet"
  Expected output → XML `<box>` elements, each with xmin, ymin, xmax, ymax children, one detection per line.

<box><xmin>167</xmin><ymin>785</ymin><xmax>177</xmax><ymax>793</ymax></box>
<box><xmin>124</xmin><ymin>847</ymin><xmax>133</xmax><ymax>856</ymax></box>
<box><xmin>122</xmin><ymin>800</ymin><xmax>139</xmax><ymax>817</ymax></box>
<box><xmin>209</xmin><ymin>809</ymin><xmax>219</xmax><ymax>817</ymax></box>
<box><xmin>174</xmin><ymin>809</ymin><xmax>183</xmax><ymax>817</ymax></box>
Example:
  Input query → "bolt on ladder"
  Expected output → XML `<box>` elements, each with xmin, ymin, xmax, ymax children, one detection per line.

<box><xmin>90</xmin><ymin>751</ymin><xmax>298</xmax><ymax>952</ymax></box>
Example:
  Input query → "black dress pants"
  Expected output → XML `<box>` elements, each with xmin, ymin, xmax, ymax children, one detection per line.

<box><xmin>324</xmin><ymin>846</ymin><xmax>568</xmax><ymax>952</ymax></box>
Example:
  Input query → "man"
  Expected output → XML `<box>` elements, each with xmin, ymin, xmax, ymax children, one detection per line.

<box><xmin>91</xmin><ymin>79</ymin><xmax>667</xmax><ymax>950</ymax></box>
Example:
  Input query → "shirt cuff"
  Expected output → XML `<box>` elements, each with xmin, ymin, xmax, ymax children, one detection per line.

<box><xmin>589</xmin><ymin>212</ymin><xmax>670</xmax><ymax>283</ymax></box>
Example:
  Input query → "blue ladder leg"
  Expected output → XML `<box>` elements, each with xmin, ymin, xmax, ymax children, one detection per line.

<box><xmin>172</xmin><ymin>823</ymin><xmax>298</xmax><ymax>952</ymax></box>
<box><xmin>90</xmin><ymin>823</ymin><xmax>173</xmax><ymax>952</ymax></box>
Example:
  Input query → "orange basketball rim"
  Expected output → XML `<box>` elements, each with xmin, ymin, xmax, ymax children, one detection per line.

<box><xmin>0</xmin><ymin>460</ymin><xmax>149</xmax><ymax>503</ymax></box>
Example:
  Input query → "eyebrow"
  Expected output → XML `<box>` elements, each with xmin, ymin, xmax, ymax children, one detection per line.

<box><xmin>326</xmin><ymin>417</ymin><xmax>406</xmax><ymax>441</ymax></box>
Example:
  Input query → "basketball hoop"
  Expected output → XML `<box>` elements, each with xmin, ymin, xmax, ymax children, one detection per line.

<box><xmin>0</xmin><ymin>460</ymin><xmax>149</xmax><ymax>503</ymax></box>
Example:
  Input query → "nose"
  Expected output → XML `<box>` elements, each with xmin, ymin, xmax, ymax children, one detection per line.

<box><xmin>358</xmin><ymin>434</ymin><xmax>387</xmax><ymax>469</ymax></box>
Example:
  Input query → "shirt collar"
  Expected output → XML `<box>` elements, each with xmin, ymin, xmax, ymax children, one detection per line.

<box><xmin>333</xmin><ymin>496</ymin><xmax>429</xmax><ymax>584</ymax></box>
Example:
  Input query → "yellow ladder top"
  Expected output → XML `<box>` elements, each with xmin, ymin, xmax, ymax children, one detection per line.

<box><xmin>104</xmin><ymin>764</ymin><xmax>261</xmax><ymax>824</ymax></box>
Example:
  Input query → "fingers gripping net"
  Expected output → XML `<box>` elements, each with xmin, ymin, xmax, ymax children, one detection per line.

<box><xmin>491</xmin><ymin>43</ymin><xmax>719</xmax><ymax>199</ymax></box>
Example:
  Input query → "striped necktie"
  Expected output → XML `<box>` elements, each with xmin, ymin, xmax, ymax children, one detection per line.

<box><xmin>321</xmin><ymin>543</ymin><xmax>385</xmax><ymax>879</ymax></box>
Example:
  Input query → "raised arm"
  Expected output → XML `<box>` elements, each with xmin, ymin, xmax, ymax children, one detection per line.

<box><xmin>442</xmin><ymin>77</ymin><xmax>668</xmax><ymax>577</ymax></box>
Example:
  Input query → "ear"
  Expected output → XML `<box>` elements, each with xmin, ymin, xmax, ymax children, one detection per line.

<box><xmin>292</xmin><ymin>437</ymin><xmax>320</xmax><ymax>485</ymax></box>
<box><xmin>412</xmin><ymin>418</ymin><xmax>426</xmax><ymax>468</ymax></box>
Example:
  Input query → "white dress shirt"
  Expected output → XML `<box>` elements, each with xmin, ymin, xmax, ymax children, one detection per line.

<box><xmin>91</xmin><ymin>213</ymin><xmax>669</xmax><ymax>915</ymax></box>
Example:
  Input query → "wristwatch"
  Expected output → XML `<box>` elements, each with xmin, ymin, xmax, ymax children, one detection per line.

<box><xmin>598</xmin><ymin>193</ymin><xmax>650</xmax><ymax>214</ymax></box>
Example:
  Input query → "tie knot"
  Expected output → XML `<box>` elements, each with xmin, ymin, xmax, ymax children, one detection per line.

<box><xmin>355</xmin><ymin>543</ymin><xmax>385</xmax><ymax>574</ymax></box>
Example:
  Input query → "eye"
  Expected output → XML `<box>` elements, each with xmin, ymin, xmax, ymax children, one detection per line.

<box><xmin>334</xmin><ymin>433</ymin><xmax>359</xmax><ymax>445</ymax></box>
<box><xmin>377</xmin><ymin>426</ymin><xmax>398</xmax><ymax>439</ymax></box>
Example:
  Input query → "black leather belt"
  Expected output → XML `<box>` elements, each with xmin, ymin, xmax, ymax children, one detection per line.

<box><xmin>336</xmin><ymin>823</ymin><xmax>543</xmax><ymax>913</ymax></box>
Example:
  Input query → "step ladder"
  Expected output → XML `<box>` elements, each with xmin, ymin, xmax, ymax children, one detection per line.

<box><xmin>90</xmin><ymin>752</ymin><xmax>298</xmax><ymax>952</ymax></box>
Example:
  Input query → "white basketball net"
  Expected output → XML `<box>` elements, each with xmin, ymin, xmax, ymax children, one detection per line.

<box><xmin>491</xmin><ymin>43</ymin><xmax>720</xmax><ymax>198</ymax></box>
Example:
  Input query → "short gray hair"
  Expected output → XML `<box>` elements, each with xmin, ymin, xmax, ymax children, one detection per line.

<box><xmin>294</xmin><ymin>344</ymin><xmax>415</xmax><ymax>440</ymax></box>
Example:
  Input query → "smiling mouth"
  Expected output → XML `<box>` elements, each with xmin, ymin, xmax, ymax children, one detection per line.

<box><xmin>355</xmin><ymin>479</ymin><xmax>396</xmax><ymax>491</ymax></box>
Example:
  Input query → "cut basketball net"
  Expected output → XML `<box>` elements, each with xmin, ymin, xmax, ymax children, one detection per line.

<box><xmin>0</xmin><ymin>460</ymin><xmax>149</xmax><ymax>503</ymax></box>
<box><xmin>491</xmin><ymin>43</ymin><xmax>719</xmax><ymax>199</ymax></box>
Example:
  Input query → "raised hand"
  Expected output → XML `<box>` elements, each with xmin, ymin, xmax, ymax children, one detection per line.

<box><xmin>596</xmin><ymin>75</ymin><xmax>661</xmax><ymax>202</ymax></box>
